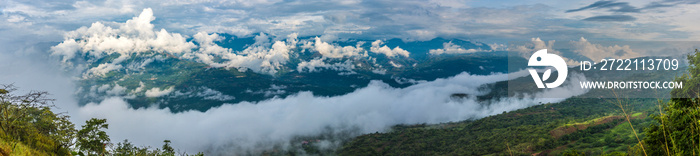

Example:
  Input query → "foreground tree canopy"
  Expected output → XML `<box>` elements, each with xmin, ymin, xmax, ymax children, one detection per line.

<box><xmin>0</xmin><ymin>84</ymin><xmax>201</xmax><ymax>156</ymax></box>
<box><xmin>0</xmin><ymin>84</ymin><xmax>74</xmax><ymax>155</ymax></box>
<box><xmin>644</xmin><ymin>49</ymin><xmax>700</xmax><ymax>155</ymax></box>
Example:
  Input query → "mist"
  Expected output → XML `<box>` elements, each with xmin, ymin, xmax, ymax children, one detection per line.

<box><xmin>0</xmin><ymin>36</ymin><xmax>591</xmax><ymax>155</ymax></box>
<box><xmin>73</xmin><ymin>71</ymin><xmax>587</xmax><ymax>154</ymax></box>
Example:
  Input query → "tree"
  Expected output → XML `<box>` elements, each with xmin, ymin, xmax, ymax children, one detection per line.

<box><xmin>113</xmin><ymin>139</ymin><xmax>136</xmax><ymax>156</ymax></box>
<box><xmin>0</xmin><ymin>84</ymin><xmax>75</xmax><ymax>155</ymax></box>
<box><xmin>644</xmin><ymin>49</ymin><xmax>700</xmax><ymax>155</ymax></box>
<box><xmin>162</xmin><ymin>140</ymin><xmax>175</xmax><ymax>155</ymax></box>
<box><xmin>0</xmin><ymin>85</ymin><xmax>197</xmax><ymax>155</ymax></box>
<box><xmin>76</xmin><ymin>118</ymin><xmax>111</xmax><ymax>156</ymax></box>
<box><xmin>0</xmin><ymin>84</ymin><xmax>54</xmax><ymax>140</ymax></box>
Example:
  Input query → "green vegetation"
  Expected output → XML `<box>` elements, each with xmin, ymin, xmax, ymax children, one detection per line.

<box><xmin>644</xmin><ymin>49</ymin><xmax>700</xmax><ymax>155</ymax></box>
<box><xmin>339</xmin><ymin>98</ymin><xmax>657</xmax><ymax>155</ymax></box>
<box><xmin>76</xmin><ymin>118</ymin><xmax>110</xmax><ymax>155</ymax></box>
<box><xmin>0</xmin><ymin>84</ymin><xmax>202</xmax><ymax>156</ymax></box>
<box><xmin>338</xmin><ymin>50</ymin><xmax>700</xmax><ymax>155</ymax></box>
<box><xmin>0</xmin><ymin>84</ymin><xmax>74</xmax><ymax>155</ymax></box>
<box><xmin>110</xmin><ymin>139</ymin><xmax>203</xmax><ymax>156</ymax></box>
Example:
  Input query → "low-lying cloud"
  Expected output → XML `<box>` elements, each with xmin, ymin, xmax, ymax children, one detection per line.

<box><xmin>72</xmin><ymin>70</ymin><xmax>587</xmax><ymax>155</ymax></box>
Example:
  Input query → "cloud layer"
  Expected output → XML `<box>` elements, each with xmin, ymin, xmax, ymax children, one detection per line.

<box><xmin>74</xmin><ymin>70</ymin><xmax>587</xmax><ymax>155</ymax></box>
<box><xmin>4</xmin><ymin>0</ymin><xmax>700</xmax><ymax>47</ymax></box>
<box><xmin>51</xmin><ymin>9</ymin><xmax>428</xmax><ymax>77</ymax></box>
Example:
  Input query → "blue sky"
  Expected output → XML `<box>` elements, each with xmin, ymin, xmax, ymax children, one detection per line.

<box><xmin>2</xmin><ymin>0</ymin><xmax>699</xmax><ymax>47</ymax></box>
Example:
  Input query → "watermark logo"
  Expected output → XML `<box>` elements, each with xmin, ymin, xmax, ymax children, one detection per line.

<box><xmin>528</xmin><ymin>49</ymin><xmax>568</xmax><ymax>88</ymax></box>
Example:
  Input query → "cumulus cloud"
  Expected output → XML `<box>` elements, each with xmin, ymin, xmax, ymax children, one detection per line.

<box><xmin>84</xmin><ymin>63</ymin><xmax>123</xmax><ymax>78</ymax></box>
<box><xmin>171</xmin><ymin>87</ymin><xmax>235</xmax><ymax>101</ymax></box>
<box><xmin>187</xmin><ymin>32</ymin><xmax>297</xmax><ymax>74</ymax></box>
<box><xmin>429</xmin><ymin>41</ymin><xmax>490</xmax><ymax>55</ymax></box>
<box><xmin>105</xmin><ymin>84</ymin><xmax>127</xmax><ymax>96</ymax></box>
<box><xmin>145</xmin><ymin>87</ymin><xmax>175</xmax><ymax>98</ymax></box>
<box><xmin>296</xmin><ymin>58</ymin><xmax>355</xmax><ymax>73</ymax></box>
<box><xmin>370</xmin><ymin>40</ymin><xmax>409</xmax><ymax>57</ymax></box>
<box><xmin>570</xmin><ymin>37</ymin><xmax>639</xmax><ymax>61</ymax></box>
<box><xmin>50</xmin><ymin>8</ymin><xmax>196</xmax><ymax>78</ymax></box>
<box><xmin>511</xmin><ymin>38</ymin><xmax>557</xmax><ymax>55</ymax></box>
<box><xmin>51</xmin><ymin>9</ymin><xmax>302</xmax><ymax>75</ymax></box>
<box><xmin>510</xmin><ymin>38</ymin><xmax>561</xmax><ymax>59</ymax></box>
<box><xmin>510</xmin><ymin>38</ymin><xmax>579</xmax><ymax>66</ymax></box>
<box><xmin>245</xmin><ymin>84</ymin><xmax>288</xmax><ymax>97</ymax></box>
<box><xmin>307</xmin><ymin>37</ymin><xmax>366</xmax><ymax>58</ymax></box>
<box><xmin>51</xmin><ymin>8</ymin><xmax>195</xmax><ymax>62</ymax></box>
<box><xmin>389</xmin><ymin>61</ymin><xmax>402</xmax><ymax>68</ymax></box>
<box><xmin>132</xmin><ymin>82</ymin><xmax>146</xmax><ymax>94</ymax></box>
<box><xmin>371</xmin><ymin>68</ymin><xmax>387</xmax><ymax>75</ymax></box>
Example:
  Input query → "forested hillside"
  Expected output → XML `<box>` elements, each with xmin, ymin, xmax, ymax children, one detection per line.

<box><xmin>338</xmin><ymin>50</ymin><xmax>700</xmax><ymax>155</ymax></box>
<box><xmin>338</xmin><ymin>97</ymin><xmax>654</xmax><ymax>155</ymax></box>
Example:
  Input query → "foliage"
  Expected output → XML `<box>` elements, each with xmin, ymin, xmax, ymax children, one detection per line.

<box><xmin>76</xmin><ymin>118</ymin><xmax>110</xmax><ymax>155</ymax></box>
<box><xmin>338</xmin><ymin>53</ymin><xmax>693</xmax><ymax>155</ymax></box>
<box><xmin>111</xmin><ymin>139</ymin><xmax>201</xmax><ymax>156</ymax></box>
<box><xmin>0</xmin><ymin>84</ymin><xmax>75</xmax><ymax>155</ymax></box>
<box><xmin>339</xmin><ymin>98</ymin><xmax>657</xmax><ymax>155</ymax></box>
<box><xmin>0</xmin><ymin>84</ymin><xmax>204</xmax><ymax>155</ymax></box>
<box><xmin>644</xmin><ymin>49</ymin><xmax>700</xmax><ymax>155</ymax></box>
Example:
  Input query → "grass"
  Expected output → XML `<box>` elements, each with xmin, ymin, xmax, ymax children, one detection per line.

<box><xmin>631</xmin><ymin>112</ymin><xmax>643</xmax><ymax>118</ymax></box>
<box><xmin>0</xmin><ymin>128</ymin><xmax>51</xmax><ymax>156</ymax></box>
<box><xmin>561</xmin><ymin>115</ymin><xmax>620</xmax><ymax>127</ymax></box>
<box><xmin>0</xmin><ymin>137</ymin><xmax>50</xmax><ymax>156</ymax></box>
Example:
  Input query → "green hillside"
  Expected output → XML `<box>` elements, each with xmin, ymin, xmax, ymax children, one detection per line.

<box><xmin>337</xmin><ymin>50</ymin><xmax>700</xmax><ymax>155</ymax></box>
<box><xmin>338</xmin><ymin>97</ymin><xmax>656</xmax><ymax>155</ymax></box>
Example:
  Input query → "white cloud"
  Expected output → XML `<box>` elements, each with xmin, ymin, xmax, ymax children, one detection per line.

<box><xmin>6</xmin><ymin>15</ymin><xmax>27</xmax><ymax>23</ymax></box>
<box><xmin>171</xmin><ymin>87</ymin><xmax>235</xmax><ymax>101</ymax></box>
<box><xmin>132</xmin><ymin>82</ymin><xmax>146</xmax><ymax>94</ymax></box>
<box><xmin>389</xmin><ymin>61</ymin><xmax>402</xmax><ymax>68</ymax></box>
<box><xmin>51</xmin><ymin>9</ymin><xmax>302</xmax><ymax>75</ymax></box>
<box><xmin>510</xmin><ymin>37</ymin><xmax>557</xmax><ymax>58</ymax></box>
<box><xmin>370</xmin><ymin>40</ymin><xmax>409</xmax><ymax>57</ymax></box>
<box><xmin>309</xmin><ymin>37</ymin><xmax>365</xmax><ymax>58</ymax></box>
<box><xmin>510</xmin><ymin>38</ymin><xmax>579</xmax><ymax>66</ymax></box>
<box><xmin>187</xmin><ymin>32</ymin><xmax>297</xmax><ymax>74</ymax></box>
<box><xmin>145</xmin><ymin>87</ymin><xmax>175</xmax><ymax>98</ymax></box>
<box><xmin>51</xmin><ymin>8</ymin><xmax>196</xmax><ymax>64</ymax></box>
<box><xmin>106</xmin><ymin>84</ymin><xmax>127</xmax><ymax>96</ymax></box>
<box><xmin>371</xmin><ymin>68</ymin><xmax>387</xmax><ymax>75</ymax></box>
<box><xmin>570</xmin><ymin>37</ymin><xmax>639</xmax><ymax>61</ymax></box>
<box><xmin>84</xmin><ymin>63</ymin><xmax>123</xmax><ymax>78</ymax></box>
<box><xmin>296</xmin><ymin>58</ymin><xmax>355</xmax><ymax>73</ymax></box>
<box><xmin>429</xmin><ymin>41</ymin><xmax>489</xmax><ymax>55</ymax></box>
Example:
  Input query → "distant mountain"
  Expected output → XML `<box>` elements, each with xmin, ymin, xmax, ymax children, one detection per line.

<box><xmin>73</xmin><ymin>35</ymin><xmax>519</xmax><ymax>112</ymax></box>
